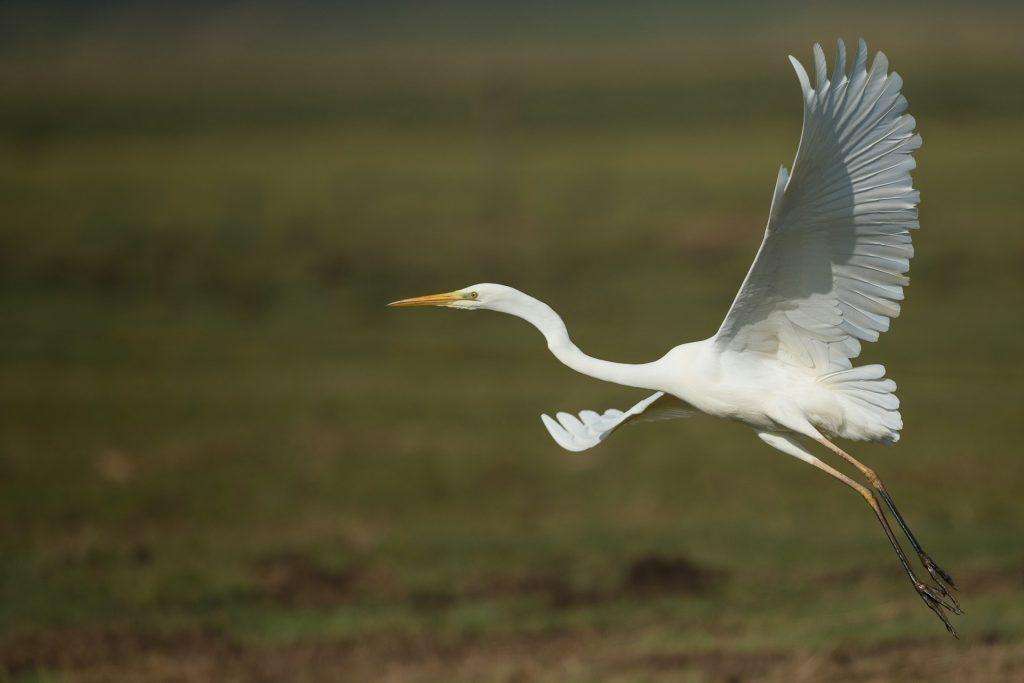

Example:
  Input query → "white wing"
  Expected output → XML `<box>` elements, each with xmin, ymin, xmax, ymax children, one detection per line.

<box><xmin>714</xmin><ymin>39</ymin><xmax>920</xmax><ymax>372</ymax></box>
<box><xmin>541</xmin><ymin>391</ymin><xmax>694</xmax><ymax>452</ymax></box>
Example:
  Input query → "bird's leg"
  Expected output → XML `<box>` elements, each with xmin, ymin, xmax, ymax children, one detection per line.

<box><xmin>757</xmin><ymin>431</ymin><xmax>959</xmax><ymax>635</ymax></box>
<box><xmin>799</xmin><ymin>451</ymin><xmax>961</xmax><ymax>635</ymax></box>
<box><xmin>867</xmin><ymin>494</ymin><xmax>961</xmax><ymax>634</ymax></box>
<box><xmin>815</xmin><ymin>437</ymin><xmax>959</xmax><ymax>605</ymax></box>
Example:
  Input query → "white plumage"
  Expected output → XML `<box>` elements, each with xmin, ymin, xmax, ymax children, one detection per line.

<box><xmin>541</xmin><ymin>392</ymin><xmax>694</xmax><ymax>452</ymax></box>
<box><xmin>718</xmin><ymin>42</ymin><xmax>920</xmax><ymax>374</ymax></box>
<box><xmin>540</xmin><ymin>38</ymin><xmax>916</xmax><ymax>449</ymax></box>
<box><xmin>392</xmin><ymin>40</ymin><xmax>962</xmax><ymax>635</ymax></box>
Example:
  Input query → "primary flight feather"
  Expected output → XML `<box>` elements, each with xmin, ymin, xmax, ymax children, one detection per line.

<box><xmin>390</xmin><ymin>39</ymin><xmax>961</xmax><ymax>636</ymax></box>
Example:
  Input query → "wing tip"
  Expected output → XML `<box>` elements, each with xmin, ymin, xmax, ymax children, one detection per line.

<box><xmin>833</xmin><ymin>38</ymin><xmax>847</xmax><ymax>81</ymax></box>
<box><xmin>812</xmin><ymin>43</ymin><xmax>827</xmax><ymax>89</ymax></box>
<box><xmin>855</xmin><ymin>38</ymin><xmax>869</xmax><ymax>74</ymax></box>
<box><xmin>788</xmin><ymin>55</ymin><xmax>812</xmax><ymax>99</ymax></box>
<box><xmin>541</xmin><ymin>413</ymin><xmax>591</xmax><ymax>453</ymax></box>
<box><xmin>768</xmin><ymin>165</ymin><xmax>790</xmax><ymax>221</ymax></box>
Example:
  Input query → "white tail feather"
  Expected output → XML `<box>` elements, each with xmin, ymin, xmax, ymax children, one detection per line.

<box><xmin>819</xmin><ymin>363</ymin><xmax>902</xmax><ymax>443</ymax></box>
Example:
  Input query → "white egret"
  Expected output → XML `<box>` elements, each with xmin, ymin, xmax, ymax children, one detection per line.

<box><xmin>390</xmin><ymin>40</ymin><xmax>961</xmax><ymax>635</ymax></box>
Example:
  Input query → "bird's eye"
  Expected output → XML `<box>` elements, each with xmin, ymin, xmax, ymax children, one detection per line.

<box><xmin>468</xmin><ymin>291</ymin><xmax>478</xmax><ymax>299</ymax></box>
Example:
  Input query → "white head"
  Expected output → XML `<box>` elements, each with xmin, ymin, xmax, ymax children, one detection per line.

<box><xmin>389</xmin><ymin>283</ymin><xmax>570</xmax><ymax>349</ymax></box>
<box><xmin>388</xmin><ymin>283</ymin><xmax>523</xmax><ymax>312</ymax></box>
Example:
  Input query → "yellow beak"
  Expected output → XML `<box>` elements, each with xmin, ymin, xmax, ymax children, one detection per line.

<box><xmin>387</xmin><ymin>291</ymin><xmax>463</xmax><ymax>307</ymax></box>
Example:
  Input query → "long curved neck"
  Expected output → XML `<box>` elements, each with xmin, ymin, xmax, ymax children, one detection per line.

<box><xmin>501</xmin><ymin>293</ymin><xmax>665</xmax><ymax>391</ymax></box>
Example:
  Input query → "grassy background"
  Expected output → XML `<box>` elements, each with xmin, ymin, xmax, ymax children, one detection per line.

<box><xmin>2</xmin><ymin>1</ymin><xmax>1023</xmax><ymax>680</ymax></box>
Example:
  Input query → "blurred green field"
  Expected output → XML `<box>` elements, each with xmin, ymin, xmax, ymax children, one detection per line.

<box><xmin>2</xmin><ymin>2</ymin><xmax>1024</xmax><ymax>680</ymax></box>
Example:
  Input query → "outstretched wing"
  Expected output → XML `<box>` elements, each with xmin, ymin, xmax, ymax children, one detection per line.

<box><xmin>714</xmin><ymin>39</ymin><xmax>920</xmax><ymax>372</ymax></box>
<box><xmin>541</xmin><ymin>392</ymin><xmax>694</xmax><ymax>452</ymax></box>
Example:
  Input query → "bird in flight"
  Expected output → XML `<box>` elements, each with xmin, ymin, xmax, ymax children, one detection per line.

<box><xmin>390</xmin><ymin>39</ymin><xmax>961</xmax><ymax>635</ymax></box>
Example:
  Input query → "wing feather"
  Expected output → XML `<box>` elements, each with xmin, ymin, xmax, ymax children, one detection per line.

<box><xmin>714</xmin><ymin>39</ymin><xmax>920</xmax><ymax>372</ymax></box>
<box><xmin>541</xmin><ymin>392</ymin><xmax>694</xmax><ymax>453</ymax></box>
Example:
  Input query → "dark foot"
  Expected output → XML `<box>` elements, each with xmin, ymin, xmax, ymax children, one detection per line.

<box><xmin>866</xmin><ymin>490</ymin><xmax>962</xmax><ymax>637</ymax></box>
<box><xmin>922</xmin><ymin>555</ymin><xmax>962</xmax><ymax>614</ymax></box>
<box><xmin>876</xmin><ymin>488</ymin><xmax>960</xmax><ymax>603</ymax></box>
<box><xmin>915</xmin><ymin>581</ymin><xmax>962</xmax><ymax>615</ymax></box>
<box><xmin>916</xmin><ymin>582</ymin><xmax>960</xmax><ymax>638</ymax></box>
<box><xmin>922</xmin><ymin>553</ymin><xmax>957</xmax><ymax>591</ymax></box>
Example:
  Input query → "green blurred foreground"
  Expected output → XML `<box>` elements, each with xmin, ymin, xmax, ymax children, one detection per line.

<box><xmin>2</xmin><ymin>2</ymin><xmax>1024</xmax><ymax>680</ymax></box>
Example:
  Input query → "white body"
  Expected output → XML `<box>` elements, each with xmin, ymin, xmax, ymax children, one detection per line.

<box><xmin>651</xmin><ymin>341</ymin><xmax>863</xmax><ymax>438</ymax></box>
<box><xmin>521</xmin><ymin>289</ymin><xmax>900</xmax><ymax>451</ymax></box>
<box><xmin>545</xmin><ymin>339</ymin><xmax>868</xmax><ymax>450</ymax></box>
